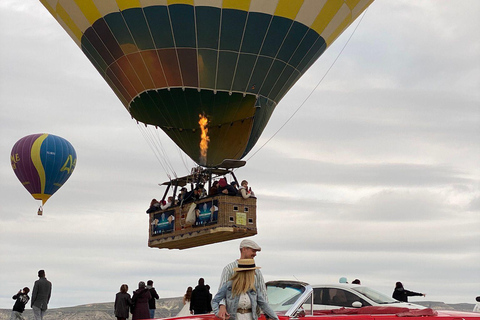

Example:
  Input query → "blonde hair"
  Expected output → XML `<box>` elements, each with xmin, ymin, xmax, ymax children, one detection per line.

<box><xmin>231</xmin><ymin>270</ymin><xmax>256</xmax><ymax>297</ymax></box>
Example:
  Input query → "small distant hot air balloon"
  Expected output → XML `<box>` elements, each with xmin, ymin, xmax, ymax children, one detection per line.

<box><xmin>10</xmin><ymin>133</ymin><xmax>77</xmax><ymax>215</ymax></box>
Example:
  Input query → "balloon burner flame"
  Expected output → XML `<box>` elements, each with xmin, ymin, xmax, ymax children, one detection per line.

<box><xmin>199</xmin><ymin>114</ymin><xmax>210</xmax><ymax>166</ymax></box>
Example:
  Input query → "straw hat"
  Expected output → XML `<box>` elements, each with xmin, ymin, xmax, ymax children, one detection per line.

<box><xmin>234</xmin><ymin>259</ymin><xmax>261</xmax><ymax>272</ymax></box>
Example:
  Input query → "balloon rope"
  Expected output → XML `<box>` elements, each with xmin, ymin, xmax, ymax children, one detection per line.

<box><xmin>246</xmin><ymin>8</ymin><xmax>369</xmax><ymax>162</ymax></box>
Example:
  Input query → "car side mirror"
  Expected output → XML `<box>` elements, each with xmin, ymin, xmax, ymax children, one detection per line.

<box><xmin>352</xmin><ymin>301</ymin><xmax>363</xmax><ymax>308</ymax></box>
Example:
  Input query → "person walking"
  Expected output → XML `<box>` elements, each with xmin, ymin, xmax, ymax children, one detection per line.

<box><xmin>147</xmin><ymin>280</ymin><xmax>160</xmax><ymax>319</ymax></box>
<box><xmin>190</xmin><ymin>278</ymin><xmax>212</xmax><ymax>314</ymax></box>
<box><xmin>392</xmin><ymin>282</ymin><xmax>425</xmax><ymax>302</ymax></box>
<box><xmin>132</xmin><ymin>281</ymin><xmax>152</xmax><ymax>320</ymax></box>
<box><xmin>115</xmin><ymin>284</ymin><xmax>133</xmax><ymax>320</ymax></box>
<box><xmin>217</xmin><ymin>239</ymin><xmax>265</xmax><ymax>319</ymax></box>
<box><xmin>31</xmin><ymin>270</ymin><xmax>52</xmax><ymax>320</ymax></box>
<box><xmin>10</xmin><ymin>287</ymin><xmax>30</xmax><ymax>320</ymax></box>
<box><xmin>212</xmin><ymin>259</ymin><xmax>278</xmax><ymax>320</ymax></box>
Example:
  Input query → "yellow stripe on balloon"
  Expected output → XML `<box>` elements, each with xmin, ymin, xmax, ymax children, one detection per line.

<box><xmin>31</xmin><ymin>134</ymin><xmax>49</xmax><ymax>196</ymax></box>
<box><xmin>74</xmin><ymin>0</ymin><xmax>102</xmax><ymax>25</ymax></box>
<box><xmin>274</xmin><ymin>0</ymin><xmax>303</xmax><ymax>21</ymax></box>
<box><xmin>223</xmin><ymin>0</ymin><xmax>250</xmax><ymax>11</ymax></box>
<box><xmin>310</xmin><ymin>0</ymin><xmax>342</xmax><ymax>38</ymax></box>
<box><xmin>167</xmin><ymin>0</ymin><xmax>194</xmax><ymax>5</ymax></box>
<box><xmin>116</xmin><ymin>0</ymin><xmax>141</xmax><ymax>11</ymax></box>
<box><xmin>351</xmin><ymin>0</ymin><xmax>374</xmax><ymax>20</ymax></box>
<box><xmin>324</xmin><ymin>4</ymin><xmax>351</xmax><ymax>45</ymax></box>
<box><xmin>32</xmin><ymin>193</ymin><xmax>52</xmax><ymax>205</ymax></box>
<box><xmin>40</xmin><ymin>0</ymin><xmax>57</xmax><ymax>18</ymax></box>
<box><xmin>55</xmin><ymin>2</ymin><xmax>84</xmax><ymax>42</ymax></box>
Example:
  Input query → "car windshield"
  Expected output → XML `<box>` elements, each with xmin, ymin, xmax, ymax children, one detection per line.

<box><xmin>267</xmin><ymin>282</ymin><xmax>306</xmax><ymax>312</ymax></box>
<box><xmin>351</xmin><ymin>286</ymin><xmax>399</xmax><ymax>304</ymax></box>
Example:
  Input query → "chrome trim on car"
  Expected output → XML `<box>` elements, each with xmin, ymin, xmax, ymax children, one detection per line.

<box><xmin>285</xmin><ymin>284</ymin><xmax>313</xmax><ymax>317</ymax></box>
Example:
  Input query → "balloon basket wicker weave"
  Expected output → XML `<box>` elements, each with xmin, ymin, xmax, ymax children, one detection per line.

<box><xmin>148</xmin><ymin>195</ymin><xmax>257</xmax><ymax>250</ymax></box>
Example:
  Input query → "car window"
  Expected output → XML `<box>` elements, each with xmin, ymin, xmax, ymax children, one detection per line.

<box><xmin>351</xmin><ymin>287</ymin><xmax>397</xmax><ymax>304</ymax></box>
<box><xmin>313</xmin><ymin>288</ymin><xmax>370</xmax><ymax>308</ymax></box>
<box><xmin>267</xmin><ymin>283</ymin><xmax>305</xmax><ymax>312</ymax></box>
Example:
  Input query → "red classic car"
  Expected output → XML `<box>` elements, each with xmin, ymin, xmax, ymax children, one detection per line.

<box><xmin>157</xmin><ymin>280</ymin><xmax>480</xmax><ymax>320</ymax></box>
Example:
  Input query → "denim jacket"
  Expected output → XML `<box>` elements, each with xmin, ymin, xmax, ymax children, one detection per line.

<box><xmin>212</xmin><ymin>281</ymin><xmax>278</xmax><ymax>320</ymax></box>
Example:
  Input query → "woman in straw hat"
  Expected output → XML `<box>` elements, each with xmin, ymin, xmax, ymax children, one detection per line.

<box><xmin>212</xmin><ymin>259</ymin><xmax>278</xmax><ymax>320</ymax></box>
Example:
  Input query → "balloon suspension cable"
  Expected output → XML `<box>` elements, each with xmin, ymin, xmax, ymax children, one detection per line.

<box><xmin>246</xmin><ymin>8</ymin><xmax>370</xmax><ymax>163</ymax></box>
<box><xmin>136</xmin><ymin>123</ymin><xmax>177</xmax><ymax>178</ymax></box>
<box><xmin>37</xmin><ymin>206</ymin><xmax>43</xmax><ymax>216</ymax></box>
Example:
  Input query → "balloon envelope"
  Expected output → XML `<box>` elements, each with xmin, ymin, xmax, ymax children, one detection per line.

<box><xmin>11</xmin><ymin>133</ymin><xmax>77</xmax><ymax>205</ymax></box>
<box><xmin>40</xmin><ymin>0</ymin><xmax>372</xmax><ymax>166</ymax></box>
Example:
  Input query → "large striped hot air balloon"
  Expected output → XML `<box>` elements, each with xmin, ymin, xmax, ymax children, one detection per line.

<box><xmin>10</xmin><ymin>134</ymin><xmax>77</xmax><ymax>212</ymax></box>
<box><xmin>40</xmin><ymin>0</ymin><xmax>373</xmax><ymax>167</ymax></box>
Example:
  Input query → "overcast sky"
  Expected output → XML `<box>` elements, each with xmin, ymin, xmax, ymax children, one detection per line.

<box><xmin>1</xmin><ymin>0</ymin><xmax>479</xmax><ymax>310</ymax></box>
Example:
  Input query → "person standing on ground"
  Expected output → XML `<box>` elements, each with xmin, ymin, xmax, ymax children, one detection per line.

<box><xmin>392</xmin><ymin>282</ymin><xmax>425</xmax><ymax>302</ymax></box>
<box><xmin>147</xmin><ymin>280</ymin><xmax>160</xmax><ymax>319</ymax></box>
<box><xmin>212</xmin><ymin>259</ymin><xmax>278</xmax><ymax>320</ymax></box>
<box><xmin>31</xmin><ymin>270</ymin><xmax>52</xmax><ymax>320</ymax></box>
<box><xmin>115</xmin><ymin>284</ymin><xmax>133</xmax><ymax>320</ymax></box>
<box><xmin>132</xmin><ymin>281</ymin><xmax>152</xmax><ymax>320</ymax></box>
<box><xmin>176</xmin><ymin>287</ymin><xmax>193</xmax><ymax>316</ymax></box>
<box><xmin>10</xmin><ymin>287</ymin><xmax>30</xmax><ymax>320</ymax></box>
<box><xmin>217</xmin><ymin>239</ymin><xmax>265</xmax><ymax>320</ymax></box>
<box><xmin>190</xmin><ymin>278</ymin><xmax>212</xmax><ymax>314</ymax></box>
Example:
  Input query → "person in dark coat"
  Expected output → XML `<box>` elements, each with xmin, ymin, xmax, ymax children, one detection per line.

<box><xmin>31</xmin><ymin>270</ymin><xmax>52</xmax><ymax>320</ymax></box>
<box><xmin>147</xmin><ymin>280</ymin><xmax>160</xmax><ymax>319</ymax></box>
<box><xmin>132</xmin><ymin>281</ymin><xmax>152</xmax><ymax>320</ymax></box>
<box><xmin>115</xmin><ymin>284</ymin><xmax>133</xmax><ymax>320</ymax></box>
<box><xmin>392</xmin><ymin>282</ymin><xmax>425</xmax><ymax>302</ymax></box>
<box><xmin>11</xmin><ymin>287</ymin><xmax>30</xmax><ymax>320</ymax></box>
<box><xmin>190</xmin><ymin>278</ymin><xmax>212</xmax><ymax>314</ymax></box>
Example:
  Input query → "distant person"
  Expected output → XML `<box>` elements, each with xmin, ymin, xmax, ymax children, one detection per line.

<box><xmin>473</xmin><ymin>296</ymin><xmax>480</xmax><ymax>313</ymax></box>
<box><xmin>392</xmin><ymin>282</ymin><xmax>425</xmax><ymax>302</ymax></box>
<box><xmin>238</xmin><ymin>180</ymin><xmax>255</xmax><ymax>199</ymax></box>
<box><xmin>31</xmin><ymin>269</ymin><xmax>52</xmax><ymax>320</ymax></box>
<box><xmin>190</xmin><ymin>278</ymin><xmax>212</xmax><ymax>314</ymax></box>
<box><xmin>217</xmin><ymin>239</ymin><xmax>266</xmax><ymax>320</ymax></box>
<box><xmin>339</xmin><ymin>277</ymin><xmax>348</xmax><ymax>284</ymax></box>
<box><xmin>352</xmin><ymin>279</ymin><xmax>361</xmax><ymax>285</ymax></box>
<box><xmin>132</xmin><ymin>281</ymin><xmax>152</xmax><ymax>320</ymax></box>
<box><xmin>161</xmin><ymin>197</ymin><xmax>174</xmax><ymax>210</ymax></box>
<box><xmin>176</xmin><ymin>286</ymin><xmax>193</xmax><ymax>316</ymax></box>
<box><xmin>146</xmin><ymin>199</ymin><xmax>161</xmax><ymax>213</ymax></box>
<box><xmin>209</xmin><ymin>181</ymin><xmax>219</xmax><ymax>196</ymax></box>
<box><xmin>11</xmin><ymin>287</ymin><xmax>30</xmax><ymax>320</ymax></box>
<box><xmin>114</xmin><ymin>284</ymin><xmax>133</xmax><ymax>320</ymax></box>
<box><xmin>218</xmin><ymin>178</ymin><xmax>237</xmax><ymax>196</ymax></box>
<box><xmin>147</xmin><ymin>280</ymin><xmax>160</xmax><ymax>319</ymax></box>
<box><xmin>212</xmin><ymin>259</ymin><xmax>278</xmax><ymax>320</ymax></box>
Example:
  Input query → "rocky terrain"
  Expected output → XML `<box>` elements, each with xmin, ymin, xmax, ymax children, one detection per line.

<box><xmin>0</xmin><ymin>298</ymin><xmax>475</xmax><ymax>320</ymax></box>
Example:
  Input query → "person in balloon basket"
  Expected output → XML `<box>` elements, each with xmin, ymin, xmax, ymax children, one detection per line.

<box><xmin>217</xmin><ymin>239</ymin><xmax>266</xmax><ymax>320</ymax></box>
<box><xmin>131</xmin><ymin>281</ymin><xmax>152</xmax><ymax>320</ymax></box>
<box><xmin>238</xmin><ymin>180</ymin><xmax>255</xmax><ymax>199</ymax></box>
<box><xmin>115</xmin><ymin>284</ymin><xmax>133</xmax><ymax>320</ymax></box>
<box><xmin>392</xmin><ymin>282</ymin><xmax>425</xmax><ymax>302</ymax></box>
<box><xmin>31</xmin><ymin>270</ymin><xmax>52</xmax><ymax>320</ymax></box>
<box><xmin>10</xmin><ymin>287</ymin><xmax>30</xmax><ymax>320</ymax></box>
<box><xmin>212</xmin><ymin>259</ymin><xmax>278</xmax><ymax>320</ymax></box>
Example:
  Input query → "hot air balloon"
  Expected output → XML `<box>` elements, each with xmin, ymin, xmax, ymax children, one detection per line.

<box><xmin>10</xmin><ymin>133</ymin><xmax>77</xmax><ymax>214</ymax></box>
<box><xmin>40</xmin><ymin>0</ymin><xmax>373</xmax><ymax>167</ymax></box>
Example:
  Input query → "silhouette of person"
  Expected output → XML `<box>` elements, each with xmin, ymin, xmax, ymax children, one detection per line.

<box><xmin>392</xmin><ymin>282</ymin><xmax>425</xmax><ymax>302</ymax></box>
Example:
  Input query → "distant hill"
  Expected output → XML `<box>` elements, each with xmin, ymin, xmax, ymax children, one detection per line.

<box><xmin>0</xmin><ymin>298</ymin><xmax>475</xmax><ymax>320</ymax></box>
<box><xmin>0</xmin><ymin>296</ymin><xmax>183</xmax><ymax>320</ymax></box>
